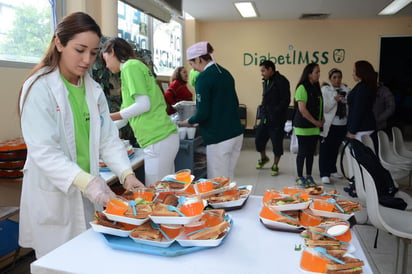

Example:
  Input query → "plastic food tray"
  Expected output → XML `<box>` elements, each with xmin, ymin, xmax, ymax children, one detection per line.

<box><xmin>100</xmin><ymin>234</ymin><xmax>214</xmax><ymax>257</ymax></box>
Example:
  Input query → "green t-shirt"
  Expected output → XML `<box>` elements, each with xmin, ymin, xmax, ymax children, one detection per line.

<box><xmin>294</xmin><ymin>84</ymin><xmax>321</xmax><ymax>136</ymax></box>
<box><xmin>120</xmin><ymin>59</ymin><xmax>177</xmax><ymax>147</ymax></box>
<box><xmin>189</xmin><ymin>69</ymin><xmax>200</xmax><ymax>87</ymax></box>
<box><xmin>62</xmin><ymin>76</ymin><xmax>90</xmax><ymax>172</ymax></box>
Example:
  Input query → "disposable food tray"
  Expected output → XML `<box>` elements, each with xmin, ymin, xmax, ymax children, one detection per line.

<box><xmin>100</xmin><ymin>234</ymin><xmax>213</xmax><ymax>257</ymax></box>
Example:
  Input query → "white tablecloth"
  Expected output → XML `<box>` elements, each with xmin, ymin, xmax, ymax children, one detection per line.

<box><xmin>31</xmin><ymin>195</ymin><xmax>373</xmax><ymax>274</ymax></box>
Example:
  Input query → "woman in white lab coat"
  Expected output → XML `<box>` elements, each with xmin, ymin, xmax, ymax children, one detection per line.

<box><xmin>18</xmin><ymin>12</ymin><xmax>144</xmax><ymax>259</ymax></box>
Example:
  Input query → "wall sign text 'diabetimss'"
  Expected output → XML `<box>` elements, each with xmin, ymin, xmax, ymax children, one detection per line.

<box><xmin>243</xmin><ymin>45</ymin><xmax>345</xmax><ymax>66</ymax></box>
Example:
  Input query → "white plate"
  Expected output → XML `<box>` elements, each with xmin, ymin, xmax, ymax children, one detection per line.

<box><xmin>129</xmin><ymin>234</ymin><xmax>175</xmax><ymax>248</ymax></box>
<box><xmin>197</xmin><ymin>182</ymin><xmax>237</xmax><ymax>198</ymax></box>
<box><xmin>266</xmin><ymin>200</ymin><xmax>311</xmax><ymax>211</ymax></box>
<box><xmin>176</xmin><ymin>215</ymin><xmax>232</xmax><ymax>247</ymax></box>
<box><xmin>308</xmin><ymin>204</ymin><xmax>355</xmax><ymax>221</ymax></box>
<box><xmin>90</xmin><ymin>221</ymin><xmax>134</xmax><ymax>237</ymax></box>
<box><xmin>149</xmin><ymin>213</ymin><xmax>203</xmax><ymax>225</ymax></box>
<box><xmin>208</xmin><ymin>185</ymin><xmax>253</xmax><ymax>208</ymax></box>
<box><xmin>102</xmin><ymin>210</ymin><xmax>149</xmax><ymax>225</ymax></box>
<box><xmin>260</xmin><ymin>217</ymin><xmax>303</xmax><ymax>232</ymax></box>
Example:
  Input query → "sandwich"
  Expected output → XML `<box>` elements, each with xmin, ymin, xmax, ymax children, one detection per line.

<box><xmin>325</xmin><ymin>256</ymin><xmax>364</xmax><ymax>273</ymax></box>
<box><xmin>188</xmin><ymin>221</ymin><xmax>230</xmax><ymax>240</ymax></box>
<box><xmin>94</xmin><ymin>211</ymin><xmax>125</xmax><ymax>230</ymax></box>
<box><xmin>210</xmin><ymin>176</ymin><xmax>231</xmax><ymax>189</ymax></box>
<box><xmin>162</xmin><ymin>194</ymin><xmax>178</xmax><ymax>206</ymax></box>
<box><xmin>131</xmin><ymin>222</ymin><xmax>162</xmax><ymax>241</ymax></box>
<box><xmin>333</xmin><ymin>200</ymin><xmax>361</xmax><ymax>214</ymax></box>
<box><xmin>208</xmin><ymin>191</ymin><xmax>240</xmax><ymax>203</ymax></box>
<box><xmin>151</xmin><ymin>202</ymin><xmax>180</xmax><ymax>217</ymax></box>
<box><xmin>154</xmin><ymin>180</ymin><xmax>187</xmax><ymax>190</ymax></box>
<box><xmin>124</xmin><ymin>204</ymin><xmax>152</xmax><ymax>219</ymax></box>
<box><xmin>306</xmin><ymin>186</ymin><xmax>324</xmax><ymax>195</ymax></box>
<box><xmin>305</xmin><ymin>239</ymin><xmax>347</xmax><ymax>250</ymax></box>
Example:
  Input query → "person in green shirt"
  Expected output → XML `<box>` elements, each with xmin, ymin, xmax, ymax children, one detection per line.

<box><xmin>189</xmin><ymin>69</ymin><xmax>200</xmax><ymax>87</ymax></box>
<box><xmin>179</xmin><ymin>41</ymin><xmax>243</xmax><ymax>180</ymax></box>
<box><xmin>102</xmin><ymin>37</ymin><xmax>179</xmax><ymax>186</ymax></box>
<box><xmin>293</xmin><ymin>63</ymin><xmax>325</xmax><ymax>187</ymax></box>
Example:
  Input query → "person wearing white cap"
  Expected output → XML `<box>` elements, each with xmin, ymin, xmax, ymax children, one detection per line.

<box><xmin>178</xmin><ymin>41</ymin><xmax>244</xmax><ymax>180</ymax></box>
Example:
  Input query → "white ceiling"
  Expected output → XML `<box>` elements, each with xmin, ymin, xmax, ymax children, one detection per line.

<box><xmin>182</xmin><ymin>0</ymin><xmax>412</xmax><ymax>21</ymax></box>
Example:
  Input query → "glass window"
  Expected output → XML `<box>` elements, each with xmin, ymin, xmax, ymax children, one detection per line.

<box><xmin>153</xmin><ymin>18</ymin><xmax>182</xmax><ymax>76</ymax></box>
<box><xmin>118</xmin><ymin>1</ymin><xmax>149</xmax><ymax>50</ymax></box>
<box><xmin>0</xmin><ymin>0</ymin><xmax>54</xmax><ymax>63</ymax></box>
<box><xmin>117</xmin><ymin>1</ymin><xmax>183</xmax><ymax>76</ymax></box>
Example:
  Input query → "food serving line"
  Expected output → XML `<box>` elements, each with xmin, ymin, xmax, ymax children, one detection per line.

<box><xmin>30</xmin><ymin>194</ymin><xmax>373</xmax><ymax>274</ymax></box>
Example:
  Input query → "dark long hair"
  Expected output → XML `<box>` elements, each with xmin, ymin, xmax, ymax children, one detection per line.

<box><xmin>101</xmin><ymin>37</ymin><xmax>147</xmax><ymax>67</ymax></box>
<box><xmin>296</xmin><ymin>63</ymin><xmax>320</xmax><ymax>91</ymax></box>
<box><xmin>354</xmin><ymin>60</ymin><xmax>377</xmax><ymax>97</ymax></box>
<box><xmin>19</xmin><ymin>12</ymin><xmax>102</xmax><ymax>114</ymax></box>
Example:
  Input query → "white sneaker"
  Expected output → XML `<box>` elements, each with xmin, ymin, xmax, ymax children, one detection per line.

<box><xmin>331</xmin><ymin>172</ymin><xmax>343</xmax><ymax>179</ymax></box>
<box><xmin>321</xmin><ymin>176</ymin><xmax>331</xmax><ymax>184</ymax></box>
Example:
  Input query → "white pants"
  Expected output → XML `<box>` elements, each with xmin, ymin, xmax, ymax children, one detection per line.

<box><xmin>143</xmin><ymin>133</ymin><xmax>179</xmax><ymax>186</ymax></box>
<box><xmin>206</xmin><ymin>134</ymin><xmax>243</xmax><ymax>180</ymax></box>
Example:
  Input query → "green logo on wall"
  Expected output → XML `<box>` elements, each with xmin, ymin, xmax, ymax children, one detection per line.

<box><xmin>333</xmin><ymin>49</ymin><xmax>345</xmax><ymax>63</ymax></box>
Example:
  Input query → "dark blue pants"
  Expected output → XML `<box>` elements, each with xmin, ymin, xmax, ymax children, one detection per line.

<box><xmin>319</xmin><ymin>125</ymin><xmax>347</xmax><ymax>177</ymax></box>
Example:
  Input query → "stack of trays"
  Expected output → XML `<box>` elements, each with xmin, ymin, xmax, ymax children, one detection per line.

<box><xmin>0</xmin><ymin>138</ymin><xmax>27</xmax><ymax>179</ymax></box>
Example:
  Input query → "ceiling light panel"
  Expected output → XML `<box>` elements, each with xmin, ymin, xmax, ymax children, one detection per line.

<box><xmin>234</xmin><ymin>2</ymin><xmax>258</xmax><ymax>18</ymax></box>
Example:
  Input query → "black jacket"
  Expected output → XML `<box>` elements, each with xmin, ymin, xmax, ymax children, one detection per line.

<box><xmin>347</xmin><ymin>81</ymin><xmax>376</xmax><ymax>134</ymax></box>
<box><xmin>260</xmin><ymin>71</ymin><xmax>291</xmax><ymax>128</ymax></box>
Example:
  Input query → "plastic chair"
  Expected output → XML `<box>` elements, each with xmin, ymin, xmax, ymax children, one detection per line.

<box><xmin>392</xmin><ymin>127</ymin><xmax>412</xmax><ymax>160</ymax></box>
<box><xmin>377</xmin><ymin>130</ymin><xmax>411</xmax><ymax>186</ymax></box>
<box><xmin>360</xmin><ymin>164</ymin><xmax>412</xmax><ymax>274</ymax></box>
<box><xmin>360</xmin><ymin>134</ymin><xmax>375</xmax><ymax>154</ymax></box>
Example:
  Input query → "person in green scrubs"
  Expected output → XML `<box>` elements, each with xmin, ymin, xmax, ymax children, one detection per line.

<box><xmin>102</xmin><ymin>38</ymin><xmax>179</xmax><ymax>186</ymax></box>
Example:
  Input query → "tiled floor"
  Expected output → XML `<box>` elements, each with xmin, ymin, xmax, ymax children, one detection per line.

<box><xmin>2</xmin><ymin>136</ymin><xmax>412</xmax><ymax>274</ymax></box>
<box><xmin>235</xmin><ymin>137</ymin><xmax>412</xmax><ymax>274</ymax></box>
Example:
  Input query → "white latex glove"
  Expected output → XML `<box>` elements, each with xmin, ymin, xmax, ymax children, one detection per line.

<box><xmin>85</xmin><ymin>176</ymin><xmax>116</xmax><ymax>206</ymax></box>
<box><xmin>123</xmin><ymin>174</ymin><xmax>145</xmax><ymax>191</ymax></box>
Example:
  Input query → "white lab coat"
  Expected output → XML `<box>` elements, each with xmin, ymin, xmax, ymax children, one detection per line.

<box><xmin>19</xmin><ymin>67</ymin><xmax>131</xmax><ymax>258</ymax></box>
<box><xmin>320</xmin><ymin>83</ymin><xmax>351</xmax><ymax>137</ymax></box>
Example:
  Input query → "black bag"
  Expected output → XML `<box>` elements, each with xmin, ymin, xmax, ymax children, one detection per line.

<box><xmin>342</xmin><ymin>138</ymin><xmax>407</xmax><ymax>210</ymax></box>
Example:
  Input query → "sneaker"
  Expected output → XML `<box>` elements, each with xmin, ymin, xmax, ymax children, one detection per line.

<box><xmin>306</xmin><ymin>175</ymin><xmax>317</xmax><ymax>187</ymax></box>
<box><xmin>271</xmin><ymin>165</ymin><xmax>279</xmax><ymax>176</ymax></box>
<box><xmin>296</xmin><ymin>177</ymin><xmax>306</xmax><ymax>187</ymax></box>
<box><xmin>321</xmin><ymin>176</ymin><xmax>331</xmax><ymax>184</ymax></box>
<box><xmin>256</xmin><ymin>157</ymin><xmax>269</xmax><ymax>169</ymax></box>
<box><xmin>331</xmin><ymin>172</ymin><xmax>343</xmax><ymax>179</ymax></box>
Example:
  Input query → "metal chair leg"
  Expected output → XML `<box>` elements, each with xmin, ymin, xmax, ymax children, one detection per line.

<box><xmin>401</xmin><ymin>238</ymin><xmax>411</xmax><ymax>274</ymax></box>
<box><xmin>395</xmin><ymin>237</ymin><xmax>400</xmax><ymax>274</ymax></box>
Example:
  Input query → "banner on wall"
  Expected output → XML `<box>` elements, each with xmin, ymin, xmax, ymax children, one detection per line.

<box><xmin>243</xmin><ymin>45</ymin><xmax>345</xmax><ymax>66</ymax></box>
